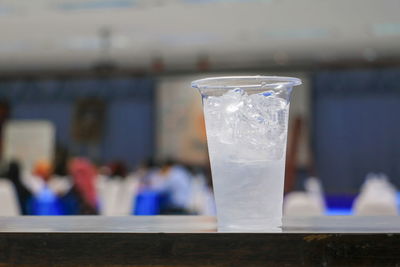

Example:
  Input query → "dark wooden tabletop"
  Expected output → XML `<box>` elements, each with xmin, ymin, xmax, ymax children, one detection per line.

<box><xmin>1</xmin><ymin>216</ymin><xmax>400</xmax><ymax>266</ymax></box>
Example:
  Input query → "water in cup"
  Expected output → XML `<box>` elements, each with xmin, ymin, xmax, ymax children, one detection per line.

<box><xmin>193</xmin><ymin>76</ymin><xmax>301</xmax><ymax>232</ymax></box>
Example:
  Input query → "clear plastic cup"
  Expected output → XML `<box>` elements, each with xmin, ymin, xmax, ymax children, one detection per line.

<box><xmin>192</xmin><ymin>76</ymin><xmax>301</xmax><ymax>232</ymax></box>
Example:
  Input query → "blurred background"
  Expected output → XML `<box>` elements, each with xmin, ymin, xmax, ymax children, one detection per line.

<box><xmin>0</xmin><ymin>0</ymin><xmax>399</xmax><ymax>216</ymax></box>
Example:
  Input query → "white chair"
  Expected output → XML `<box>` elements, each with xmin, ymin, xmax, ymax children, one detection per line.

<box><xmin>188</xmin><ymin>174</ymin><xmax>207</xmax><ymax>214</ymax></box>
<box><xmin>284</xmin><ymin>191</ymin><xmax>324</xmax><ymax>216</ymax></box>
<box><xmin>98</xmin><ymin>177</ymin><xmax>120</xmax><ymax>216</ymax></box>
<box><xmin>304</xmin><ymin>177</ymin><xmax>326</xmax><ymax>211</ymax></box>
<box><xmin>98</xmin><ymin>176</ymin><xmax>140</xmax><ymax>216</ymax></box>
<box><xmin>0</xmin><ymin>179</ymin><xmax>21</xmax><ymax>216</ymax></box>
<box><xmin>118</xmin><ymin>176</ymin><xmax>140</xmax><ymax>215</ymax></box>
<box><xmin>353</xmin><ymin>173</ymin><xmax>398</xmax><ymax>216</ymax></box>
<box><xmin>353</xmin><ymin>197</ymin><xmax>398</xmax><ymax>216</ymax></box>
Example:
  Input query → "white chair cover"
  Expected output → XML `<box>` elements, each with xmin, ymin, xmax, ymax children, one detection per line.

<box><xmin>0</xmin><ymin>179</ymin><xmax>20</xmax><ymax>216</ymax></box>
<box><xmin>353</xmin><ymin>173</ymin><xmax>398</xmax><ymax>216</ymax></box>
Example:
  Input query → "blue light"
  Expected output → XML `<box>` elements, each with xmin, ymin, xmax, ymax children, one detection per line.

<box><xmin>325</xmin><ymin>208</ymin><xmax>353</xmax><ymax>216</ymax></box>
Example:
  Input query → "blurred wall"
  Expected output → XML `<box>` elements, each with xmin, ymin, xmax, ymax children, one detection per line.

<box><xmin>156</xmin><ymin>75</ymin><xmax>208</xmax><ymax>165</ymax></box>
<box><xmin>313</xmin><ymin>68</ymin><xmax>400</xmax><ymax>193</ymax></box>
<box><xmin>0</xmin><ymin>77</ymin><xmax>155</xmax><ymax>169</ymax></box>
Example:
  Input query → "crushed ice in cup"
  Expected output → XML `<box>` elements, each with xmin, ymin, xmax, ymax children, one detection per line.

<box><xmin>204</xmin><ymin>88</ymin><xmax>289</xmax><ymax>161</ymax></box>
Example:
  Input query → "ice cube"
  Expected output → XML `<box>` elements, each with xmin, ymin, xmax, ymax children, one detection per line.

<box><xmin>217</xmin><ymin>89</ymin><xmax>246</xmax><ymax>144</ymax></box>
<box><xmin>204</xmin><ymin>88</ymin><xmax>289</xmax><ymax>161</ymax></box>
<box><xmin>204</xmin><ymin>96</ymin><xmax>223</xmax><ymax>137</ymax></box>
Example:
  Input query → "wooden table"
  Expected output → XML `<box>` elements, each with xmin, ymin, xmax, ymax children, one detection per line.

<box><xmin>0</xmin><ymin>216</ymin><xmax>400</xmax><ymax>266</ymax></box>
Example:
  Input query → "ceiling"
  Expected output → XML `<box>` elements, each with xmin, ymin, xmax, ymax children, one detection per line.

<box><xmin>0</xmin><ymin>0</ymin><xmax>399</xmax><ymax>72</ymax></box>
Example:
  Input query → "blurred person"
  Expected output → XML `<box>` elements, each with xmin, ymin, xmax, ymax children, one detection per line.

<box><xmin>134</xmin><ymin>158</ymin><xmax>159</xmax><ymax>188</ymax></box>
<box><xmin>63</xmin><ymin>157</ymin><xmax>98</xmax><ymax>214</ymax></box>
<box><xmin>150</xmin><ymin>159</ymin><xmax>192</xmax><ymax>214</ymax></box>
<box><xmin>27</xmin><ymin>160</ymin><xmax>63</xmax><ymax>215</ymax></box>
<box><xmin>30</xmin><ymin>159</ymin><xmax>72</xmax><ymax>198</ymax></box>
<box><xmin>20</xmin><ymin>160</ymin><xmax>51</xmax><ymax>196</ymax></box>
<box><xmin>53</xmin><ymin>144</ymin><xmax>70</xmax><ymax>177</ymax></box>
<box><xmin>51</xmin><ymin>146</ymin><xmax>74</xmax><ymax>205</ymax></box>
<box><xmin>108</xmin><ymin>161</ymin><xmax>128</xmax><ymax>179</ymax></box>
<box><xmin>5</xmin><ymin>160</ymin><xmax>31</xmax><ymax>215</ymax></box>
<box><xmin>33</xmin><ymin>160</ymin><xmax>52</xmax><ymax>182</ymax></box>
